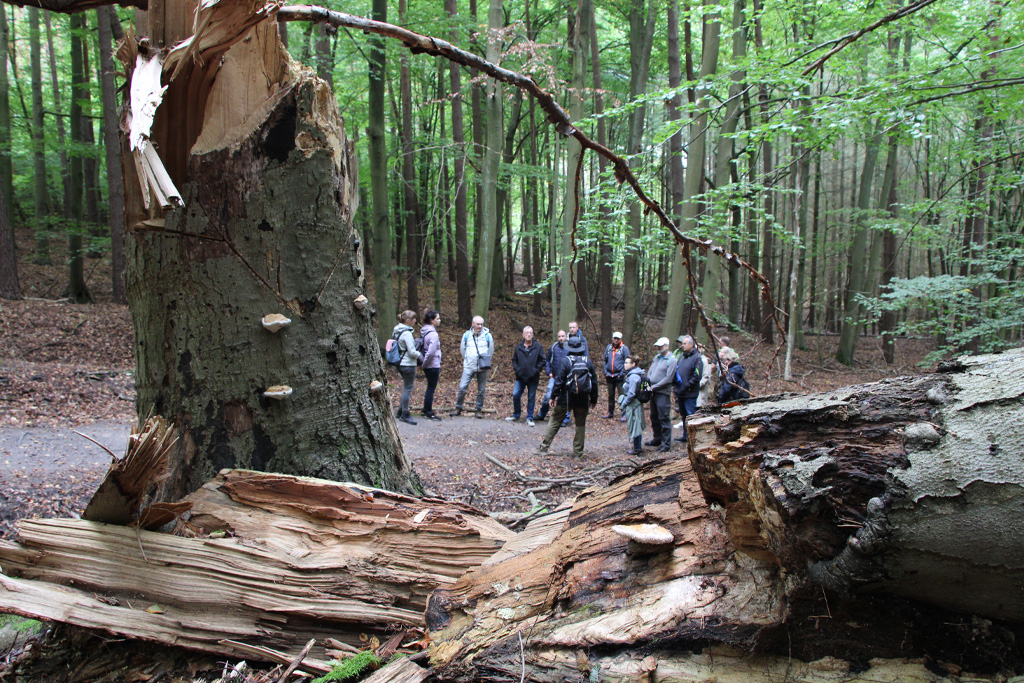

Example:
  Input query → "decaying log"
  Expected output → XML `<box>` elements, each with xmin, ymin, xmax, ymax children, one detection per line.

<box><xmin>0</xmin><ymin>469</ymin><xmax>513</xmax><ymax>666</ymax></box>
<box><xmin>424</xmin><ymin>350</ymin><xmax>1024</xmax><ymax>681</ymax></box>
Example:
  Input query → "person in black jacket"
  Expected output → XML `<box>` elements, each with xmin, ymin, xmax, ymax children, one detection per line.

<box><xmin>718</xmin><ymin>347</ymin><xmax>751</xmax><ymax>403</ymax></box>
<box><xmin>533</xmin><ymin>336</ymin><xmax>599</xmax><ymax>458</ymax></box>
<box><xmin>673</xmin><ymin>335</ymin><xmax>702</xmax><ymax>443</ymax></box>
<box><xmin>506</xmin><ymin>326</ymin><xmax>547</xmax><ymax>426</ymax></box>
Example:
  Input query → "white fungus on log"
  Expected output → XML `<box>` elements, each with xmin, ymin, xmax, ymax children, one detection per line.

<box><xmin>261</xmin><ymin>314</ymin><xmax>291</xmax><ymax>333</ymax></box>
<box><xmin>369</xmin><ymin>380</ymin><xmax>384</xmax><ymax>395</ymax></box>
<box><xmin>353</xmin><ymin>295</ymin><xmax>369</xmax><ymax>310</ymax></box>
<box><xmin>611</xmin><ymin>523</ymin><xmax>674</xmax><ymax>545</ymax></box>
<box><xmin>263</xmin><ymin>385</ymin><xmax>293</xmax><ymax>399</ymax></box>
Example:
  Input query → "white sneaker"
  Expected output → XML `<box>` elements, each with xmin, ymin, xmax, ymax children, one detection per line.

<box><xmin>505</xmin><ymin>416</ymin><xmax>519</xmax><ymax>422</ymax></box>
<box><xmin>527</xmin><ymin>419</ymin><xmax>535</xmax><ymax>427</ymax></box>
<box><xmin>674</xmin><ymin>421</ymin><xmax>685</xmax><ymax>429</ymax></box>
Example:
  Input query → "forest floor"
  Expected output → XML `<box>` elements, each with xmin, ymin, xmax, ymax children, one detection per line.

<box><xmin>0</xmin><ymin>234</ymin><xmax>939</xmax><ymax>680</ymax></box>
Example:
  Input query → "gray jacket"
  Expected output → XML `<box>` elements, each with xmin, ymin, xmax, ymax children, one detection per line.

<box><xmin>460</xmin><ymin>327</ymin><xmax>494</xmax><ymax>371</ymax></box>
<box><xmin>392</xmin><ymin>323</ymin><xmax>422</xmax><ymax>368</ymax></box>
<box><xmin>648</xmin><ymin>352</ymin><xmax>678</xmax><ymax>395</ymax></box>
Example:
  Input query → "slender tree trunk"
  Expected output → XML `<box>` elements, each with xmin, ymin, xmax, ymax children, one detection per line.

<box><xmin>66</xmin><ymin>13</ymin><xmax>91</xmax><ymax>303</ymax></box>
<box><xmin>447</xmin><ymin>0</ymin><xmax>472</xmax><ymax>328</ymax></box>
<box><xmin>754</xmin><ymin>1</ymin><xmax>774</xmax><ymax>343</ymax></box>
<box><xmin>620</xmin><ymin>0</ymin><xmax>656</xmax><ymax>346</ymax></box>
<box><xmin>315</xmin><ymin>23</ymin><xmax>332</xmax><ymax>87</ymax></box>
<box><xmin>472</xmin><ymin>0</ymin><xmax>503</xmax><ymax>319</ymax></box>
<box><xmin>368</xmin><ymin>0</ymin><xmax>395</xmax><ymax>349</ymax></box>
<box><xmin>98</xmin><ymin>6</ymin><xmax>126</xmax><ymax>303</ymax></box>
<box><xmin>0</xmin><ymin>5</ymin><xmax>12</xmax><ymax>216</ymax></box>
<box><xmin>666</xmin><ymin>2</ymin><xmax>720</xmax><ymax>341</ymax></box>
<box><xmin>662</xmin><ymin>0</ymin><xmax>686</xmax><ymax>340</ymax></box>
<box><xmin>558</xmin><ymin>5</ymin><xmax>586</xmax><ymax>330</ymax></box>
<box><xmin>81</xmin><ymin>18</ymin><xmax>102</xmax><ymax>260</ymax></box>
<box><xmin>399</xmin><ymin>0</ymin><xmax>419</xmax><ymax>314</ymax></box>
<box><xmin>29</xmin><ymin>8</ymin><xmax>50</xmax><ymax>265</ymax></box>
<box><xmin>0</xmin><ymin>172</ymin><xmax>16</xmax><ymax>299</ymax></box>
<box><xmin>586</xmin><ymin>0</ymin><xmax>612</xmax><ymax>341</ymax></box>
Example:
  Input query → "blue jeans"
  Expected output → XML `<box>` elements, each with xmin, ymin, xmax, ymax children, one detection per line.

<box><xmin>512</xmin><ymin>377</ymin><xmax>540</xmax><ymax>419</ymax></box>
<box><xmin>538</xmin><ymin>377</ymin><xmax>555</xmax><ymax>417</ymax></box>
<box><xmin>676</xmin><ymin>394</ymin><xmax>698</xmax><ymax>441</ymax></box>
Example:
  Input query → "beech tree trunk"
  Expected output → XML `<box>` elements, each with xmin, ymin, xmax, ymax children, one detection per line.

<box><xmin>122</xmin><ymin>3</ymin><xmax>418</xmax><ymax>500</ymax></box>
<box><xmin>426</xmin><ymin>348</ymin><xmax>1024</xmax><ymax>681</ymax></box>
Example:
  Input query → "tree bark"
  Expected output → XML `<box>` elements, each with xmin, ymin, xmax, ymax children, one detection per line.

<box><xmin>122</xmin><ymin>4</ymin><xmax>418</xmax><ymax>499</ymax></box>
<box><xmin>472</xmin><ymin>0</ymin><xmax>502</xmax><ymax>319</ymax></box>
<box><xmin>427</xmin><ymin>348</ymin><xmax>1024</xmax><ymax>680</ymax></box>
<box><xmin>620</xmin><ymin>0</ymin><xmax>656</xmax><ymax>347</ymax></box>
<box><xmin>399</xmin><ymin>0</ymin><xmax>419</xmax><ymax>314</ymax></box>
<box><xmin>98</xmin><ymin>5</ymin><xmax>126</xmax><ymax>303</ymax></box>
<box><xmin>446</xmin><ymin>0</ymin><xmax>472</xmax><ymax>329</ymax></box>
<box><xmin>368</xmin><ymin>0</ymin><xmax>395</xmax><ymax>350</ymax></box>
<box><xmin>0</xmin><ymin>5</ymin><xmax>12</xmax><ymax>217</ymax></box>
<box><xmin>28</xmin><ymin>7</ymin><xmax>50</xmax><ymax>265</ymax></box>
<box><xmin>0</xmin><ymin>171</ymin><xmax>17</xmax><ymax>298</ymax></box>
<box><xmin>67</xmin><ymin>12</ymin><xmax>92</xmax><ymax>303</ymax></box>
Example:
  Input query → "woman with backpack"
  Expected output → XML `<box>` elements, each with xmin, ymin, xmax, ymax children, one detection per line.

<box><xmin>420</xmin><ymin>310</ymin><xmax>442</xmax><ymax>421</ymax></box>
<box><xmin>618</xmin><ymin>356</ymin><xmax>647</xmax><ymax>455</ymax></box>
<box><xmin>392</xmin><ymin>310</ymin><xmax>422</xmax><ymax>425</ymax></box>
<box><xmin>718</xmin><ymin>347</ymin><xmax>751</xmax><ymax>404</ymax></box>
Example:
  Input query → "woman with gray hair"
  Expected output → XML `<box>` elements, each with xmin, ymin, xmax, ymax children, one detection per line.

<box><xmin>717</xmin><ymin>347</ymin><xmax>751</xmax><ymax>404</ymax></box>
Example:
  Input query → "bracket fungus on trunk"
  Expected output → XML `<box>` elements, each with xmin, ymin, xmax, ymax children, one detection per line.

<box><xmin>261</xmin><ymin>314</ymin><xmax>291</xmax><ymax>333</ymax></box>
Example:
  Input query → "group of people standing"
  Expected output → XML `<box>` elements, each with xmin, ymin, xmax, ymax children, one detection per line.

<box><xmin>389</xmin><ymin>311</ymin><xmax>750</xmax><ymax>455</ymax></box>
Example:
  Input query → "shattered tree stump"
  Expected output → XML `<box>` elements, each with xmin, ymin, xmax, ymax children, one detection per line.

<box><xmin>425</xmin><ymin>349</ymin><xmax>1024</xmax><ymax>681</ymax></box>
<box><xmin>0</xmin><ymin>470</ymin><xmax>513</xmax><ymax>667</ymax></box>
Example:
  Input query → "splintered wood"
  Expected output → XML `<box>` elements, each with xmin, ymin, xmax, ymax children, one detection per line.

<box><xmin>0</xmin><ymin>469</ymin><xmax>513</xmax><ymax>666</ymax></box>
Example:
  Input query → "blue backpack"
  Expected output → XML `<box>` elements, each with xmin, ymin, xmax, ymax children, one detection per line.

<box><xmin>385</xmin><ymin>331</ymin><xmax>405</xmax><ymax>366</ymax></box>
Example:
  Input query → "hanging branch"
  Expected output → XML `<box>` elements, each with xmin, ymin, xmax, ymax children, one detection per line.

<box><xmin>801</xmin><ymin>0</ymin><xmax>940</xmax><ymax>76</ymax></box>
<box><xmin>277</xmin><ymin>5</ymin><xmax>786</xmax><ymax>345</ymax></box>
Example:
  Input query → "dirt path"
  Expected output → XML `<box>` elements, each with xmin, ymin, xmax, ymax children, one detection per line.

<box><xmin>0</xmin><ymin>409</ymin><xmax>649</xmax><ymax>537</ymax></box>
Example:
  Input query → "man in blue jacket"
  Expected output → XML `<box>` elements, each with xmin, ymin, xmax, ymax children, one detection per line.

<box><xmin>602</xmin><ymin>331</ymin><xmax>630</xmax><ymax>419</ymax></box>
<box><xmin>537</xmin><ymin>329</ymin><xmax>568</xmax><ymax>421</ymax></box>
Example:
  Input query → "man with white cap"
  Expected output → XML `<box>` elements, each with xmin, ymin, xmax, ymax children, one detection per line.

<box><xmin>646</xmin><ymin>337</ymin><xmax>678</xmax><ymax>452</ymax></box>
<box><xmin>602</xmin><ymin>331</ymin><xmax>630</xmax><ymax>419</ymax></box>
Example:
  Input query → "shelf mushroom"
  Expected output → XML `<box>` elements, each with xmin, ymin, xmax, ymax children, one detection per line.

<box><xmin>263</xmin><ymin>385</ymin><xmax>293</xmax><ymax>400</ymax></box>
<box><xmin>353</xmin><ymin>295</ymin><xmax>369</xmax><ymax>311</ymax></box>
<box><xmin>611</xmin><ymin>523</ymin><xmax>674</xmax><ymax>546</ymax></box>
<box><xmin>261</xmin><ymin>314</ymin><xmax>291</xmax><ymax>333</ymax></box>
<box><xmin>369</xmin><ymin>380</ymin><xmax>384</xmax><ymax>395</ymax></box>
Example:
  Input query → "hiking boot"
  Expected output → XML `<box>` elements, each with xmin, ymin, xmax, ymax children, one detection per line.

<box><xmin>451</xmin><ymin>407</ymin><xmax>463</xmax><ymax>417</ymax></box>
<box><xmin>602</xmin><ymin>413</ymin><xmax>613</xmax><ymax>419</ymax></box>
<box><xmin>531</xmin><ymin>446</ymin><xmax>548</xmax><ymax>456</ymax></box>
<box><xmin>657</xmin><ymin>444</ymin><xmax>671</xmax><ymax>453</ymax></box>
<box><xmin>424</xmin><ymin>411</ymin><xmax>442</xmax><ymax>421</ymax></box>
<box><xmin>626</xmin><ymin>448</ymin><xmax>643</xmax><ymax>456</ymax></box>
<box><xmin>398</xmin><ymin>415</ymin><xmax>418</xmax><ymax>425</ymax></box>
<box><xmin>475</xmin><ymin>410</ymin><xmax>484</xmax><ymax>419</ymax></box>
<box><xmin>645</xmin><ymin>439</ymin><xmax>662</xmax><ymax>447</ymax></box>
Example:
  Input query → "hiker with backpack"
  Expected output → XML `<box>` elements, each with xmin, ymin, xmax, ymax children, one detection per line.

<box><xmin>646</xmin><ymin>337</ymin><xmax>678</xmax><ymax>452</ymax></box>
<box><xmin>390</xmin><ymin>310</ymin><xmax>422</xmax><ymax>425</ymax></box>
<box><xmin>618</xmin><ymin>356</ymin><xmax>649</xmax><ymax>455</ymax></box>
<box><xmin>453</xmin><ymin>316</ymin><xmax>494</xmax><ymax>418</ymax></box>
<box><xmin>419</xmin><ymin>309</ymin><xmax>442</xmax><ymax>421</ymax></box>
<box><xmin>537</xmin><ymin>329</ymin><xmax>568</xmax><ymax>422</ymax></box>
<box><xmin>533</xmin><ymin>336</ymin><xmax>598</xmax><ymax>458</ymax></box>
<box><xmin>718</xmin><ymin>346</ymin><xmax>752</xmax><ymax>404</ymax></box>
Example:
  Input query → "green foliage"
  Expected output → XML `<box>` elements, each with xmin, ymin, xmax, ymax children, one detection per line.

<box><xmin>0</xmin><ymin>614</ymin><xmax>43</xmax><ymax>633</ymax></box>
<box><xmin>312</xmin><ymin>651</ymin><xmax>383</xmax><ymax>683</ymax></box>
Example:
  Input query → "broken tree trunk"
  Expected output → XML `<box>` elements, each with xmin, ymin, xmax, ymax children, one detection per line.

<box><xmin>0</xmin><ymin>469</ymin><xmax>513</xmax><ymax>668</ymax></box>
<box><xmin>425</xmin><ymin>348</ymin><xmax>1024</xmax><ymax>681</ymax></box>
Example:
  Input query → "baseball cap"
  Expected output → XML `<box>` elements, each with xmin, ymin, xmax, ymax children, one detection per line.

<box><xmin>677</xmin><ymin>335</ymin><xmax>687</xmax><ymax>343</ymax></box>
<box><xmin>654</xmin><ymin>337</ymin><xmax>670</xmax><ymax>347</ymax></box>
<box><xmin>612</xmin><ymin>331</ymin><xmax>623</xmax><ymax>339</ymax></box>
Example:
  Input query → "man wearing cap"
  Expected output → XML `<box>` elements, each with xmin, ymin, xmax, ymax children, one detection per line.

<box><xmin>646</xmin><ymin>337</ymin><xmax>678</xmax><ymax>452</ymax></box>
<box><xmin>602</xmin><ymin>331</ymin><xmax>630</xmax><ymax>419</ymax></box>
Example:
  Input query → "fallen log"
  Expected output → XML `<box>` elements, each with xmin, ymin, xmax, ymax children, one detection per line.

<box><xmin>424</xmin><ymin>349</ymin><xmax>1024</xmax><ymax>681</ymax></box>
<box><xmin>0</xmin><ymin>469</ymin><xmax>513</xmax><ymax>666</ymax></box>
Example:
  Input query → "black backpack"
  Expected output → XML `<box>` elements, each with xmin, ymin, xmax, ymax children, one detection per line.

<box><xmin>636</xmin><ymin>372</ymin><xmax>653</xmax><ymax>404</ymax></box>
<box><xmin>567</xmin><ymin>356</ymin><xmax>592</xmax><ymax>396</ymax></box>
